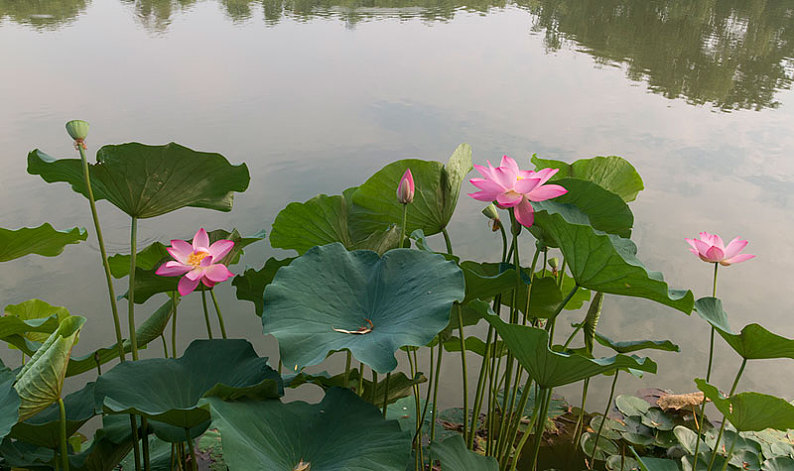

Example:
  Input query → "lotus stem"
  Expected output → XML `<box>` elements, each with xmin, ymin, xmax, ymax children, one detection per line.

<box><xmin>509</xmin><ymin>387</ymin><xmax>543</xmax><ymax>471</ymax></box>
<box><xmin>76</xmin><ymin>145</ymin><xmax>125</xmax><ymax>363</ymax></box>
<box><xmin>372</xmin><ymin>370</ymin><xmax>378</xmax><ymax>390</ymax></box>
<box><xmin>382</xmin><ymin>372</ymin><xmax>391</xmax><ymax>418</ymax></box>
<box><xmin>200</xmin><ymin>290</ymin><xmax>214</xmax><ymax>339</ymax></box>
<box><xmin>357</xmin><ymin>363</ymin><xmax>365</xmax><ymax>396</ymax></box>
<box><xmin>171</xmin><ymin>292</ymin><xmax>178</xmax><ymax>358</ymax></box>
<box><xmin>128</xmin><ymin>415</ymin><xmax>142</xmax><ymax>471</ymax></box>
<box><xmin>419</xmin><ymin>345</ymin><xmax>435</xmax><ymax>441</ymax></box>
<box><xmin>209</xmin><ymin>289</ymin><xmax>227</xmax><ymax>339</ymax></box>
<box><xmin>141</xmin><ymin>419</ymin><xmax>151</xmax><ymax>471</ymax></box>
<box><xmin>456</xmin><ymin>304</ymin><xmax>470</xmax><ymax>443</ymax></box>
<box><xmin>442</xmin><ymin>227</ymin><xmax>453</xmax><ymax>255</ymax></box>
<box><xmin>589</xmin><ymin>372</ymin><xmax>619</xmax><ymax>467</ymax></box>
<box><xmin>504</xmin><ymin>378</ymin><xmax>535</xmax><ymax>466</ymax></box>
<box><xmin>185</xmin><ymin>430</ymin><xmax>197</xmax><ymax>471</ymax></box>
<box><xmin>499</xmin><ymin>223</ymin><xmax>508</xmax><ymax>262</ymax></box>
<box><xmin>128</xmin><ymin>217</ymin><xmax>143</xmax><ymax>471</ymax></box>
<box><xmin>529</xmin><ymin>387</ymin><xmax>551</xmax><ymax>471</ymax></box>
<box><xmin>430</xmin><ymin>344</ymin><xmax>444</xmax><ymax>441</ymax></box>
<box><xmin>344</xmin><ymin>351</ymin><xmax>352</xmax><ymax>389</ymax></box>
<box><xmin>58</xmin><ymin>397</ymin><xmax>69</xmax><ymax>471</ymax></box>
<box><xmin>572</xmin><ymin>378</ymin><xmax>590</xmax><ymax>446</ymax></box>
<box><xmin>160</xmin><ymin>335</ymin><xmax>168</xmax><ymax>358</ymax></box>
<box><xmin>707</xmin><ymin>359</ymin><xmax>747</xmax><ymax>471</ymax></box>
<box><xmin>407</xmin><ymin>349</ymin><xmax>422</xmax><ymax>470</ymax></box>
<box><xmin>400</xmin><ymin>203</ymin><xmax>408</xmax><ymax>247</ymax></box>
<box><xmin>469</xmin><ymin>325</ymin><xmax>494</xmax><ymax>448</ymax></box>
<box><xmin>695</xmin><ymin>264</ymin><xmax>722</xmax><ymax>466</ymax></box>
<box><xmin>557</xmin><ymin>258</ymin><xmax>566</xmax><ymax>288</ymax></box>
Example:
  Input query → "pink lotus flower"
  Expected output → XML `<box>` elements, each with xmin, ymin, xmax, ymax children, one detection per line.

<box><xmin>155</xmin><ymin>228</ymin><xmax>235</xmax><ymax>296</ymax></box>
<box><xmin>468</xmin><ymin>156</ymin><xmax>568</xmax><ymax>227</ymax></box>
<box><xmin>685</xmin><ymin>232</ymin><xmax>755</xmax><ymax>266</ymax></box>
<box><xmin>397</xmin><ymin>168</ymin><xmax>414</xmax><ymax>204</ymax></box>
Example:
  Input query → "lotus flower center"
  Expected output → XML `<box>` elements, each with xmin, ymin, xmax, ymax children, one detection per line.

<box><xmin>187</xmin><ymin>251</ymin><xmax>209</xmax><ymax>268</ymax></box>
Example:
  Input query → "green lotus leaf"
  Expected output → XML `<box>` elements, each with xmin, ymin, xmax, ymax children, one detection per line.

<box><xmin>262</xmin><ymin>243</ymin><xmax>465</xmax><ymax>373</ymax></box>
<box><xmin>14</xmin><ymin>315</ymin><xmax>85</xmax><ymax>421</ymax></box>
<box><xmin>0</xmin><ymin>224</ymin><xmax>87</xmax><ymax>262</ymax></box>
<box><xmin>606</xmin><ymin>454</ymin><xmax>641</xmax><ymax>471</ymax></box>
<box><xmin>762</xmin><ymin>457</ymin><xmax>794</xmax><ymax>471</ymax></box>
<box><xmin>581</xmin><ymin>433</ymin><xmax>620</xmax><ymax>461</ymax></box>
<box><xmin>206</xmin><ymin>387</ymin><xmax>412</xmax><ymax>470</ymax></box>
<box><xmin>616</xmin><ymin>394</ymin><xmax>651</xmax><ymax>417</ymax></box>
<box><xmin>485</xmin><ymin>315</ymin><xmax>657</xmax><ymax>388</ymax></box>
<box><xmin>552</xmin><ymin>178</ymin><xmax>634</xmax><ymax>238</ymax></box>
<box><xmin>695</xmin><ymin>297</ymin><xmax>794</xmax><ymax>360</ymax></box>
<box><xmin>3</xmin><ymin>299</ymin><xmax>70</xmax><ymax>345</ymax></box>
<box><xmin>437</xmin><ymin>299</ymin><xmax>494</xmax><ymax>342</ymax></box>
<box><xmin>28</xmin><ymin>143</ymin><xmax>249</xmax><ymax>218</ymax></box>
<box><xmin>428</xmin><ymin>435</ymin><xmax>498</xmax><ymax>470</ymax></box>
<box><xmin>531</xmin><ymin>201</ymin><xmax>694</xmax><ymax>314</ymax></box>
<box><xmin>271</xmin><ymin>191</ymin><xmax>355</xmax><ymax>254</ymax></box>
<box><xmin>69</xmin><ymin>415</ymin><xmax>136</xmax><ymax>471</ymax></box>
<box><xmin>0</xmin><ymin>437</ymin><xmax>54</xmax><ymax>468</ymax></box>
<box><xmin>673</xmin><ymin>425</ymin><xmax>710</xmax><ymax>456</ymax></box>
<box><xmin>0</xmin><ymin>363</ymin><xmax>20</xmax><ymax>442</ymax></box>
<box><xmin>593</xmin><ymin>332</ymin><xmax>680</xmax><ymax>354</ymax></box>
<box><xmin>94</xmin><ymin>339</ymin><xmax>282</xmax><ymax>442</ymax></box>
<box><xmin>350</xmin><ymin>144</ymin><xmax>472</xmax><ymax>238</ymax></box>
<box><xmin>459</xmin><ymin>261</ymin><xmax>517</xmax><ymax>305</ymax></box>
<box><xmin>621</xmin><ymin>415</ymin><xmax>655</xmax><ymax>445</ymax></box>
<box><xmin>10</xmin><ymin>382</ymin><xmax>95</xmax><ymax>449</ymax></box>
<box><xmin>695</xmin><ymin>379</ymin><xmax>794</xmax><ymax>432</ymax></box>
<box><xmin>641</xmin><ymin>408</ymin><xmax>675</xmax><ymax>431</ymax></box>
<box><xmin>590</xmin><ymin>416</ymin><xmax>625</xmax><ymax>440</ymax></box>
<box><xmin>443</xmin><ymin>336</ymin><xmax>506</xmax><ymax>358</ymax></box>
<box><xmin>532</xmin><ymin>155</ymin><xmax>644</xmax><ymax>203</ymax></box>
<box><xmin>66</xmin><ymin>297</ymin><xmax>176</xmax><ymax>377</ymax></box>
<box><xmin>632</xmin><ymin>452</ymin><xmax>681</xmax><ymax>471</ymax></box>
<box><xmin>233</xmin><ymin>257</ymin><xmax>295</xmax><ymax>316</ymax></box>
<box><xmin>287</xmin><ymin>370</ymin><xmax>425</xmax><ymax>408</ymax></box>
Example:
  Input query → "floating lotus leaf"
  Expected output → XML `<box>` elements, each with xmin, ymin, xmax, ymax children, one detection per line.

<box><xmin>263</xmin><ymin>243</ymin><xmax>465</xmax><ymax>373</ymax></box>
<box><xmin>233</xmin><ymin>257</ymin><xmax>295</xmax><ymax>316</ymax></box>
<box><xmin>532</xmin><ymin>155</ymin><xmax>644</xmax><ymax>203</ymax></box>
<box><xmin>632</xmin><ymin>452</ymin><xmax>681</xmax><ymax>471</ymax></box>
<box><xmin>0</xmin><ymin>224</ymin><xmax>87</xmax><ymax>262</ymax></box>
<box><xmin>593</xmin><ymin>332</ymin><xmax>680</xmax><ymax>354</ymax></box>
<box><xmin>763</xmin><ymin>457</ymin><xmax>794</xmax><ymax>471</ymax></box>
<box><xmin>581</xmin><ymin>433</ymin><xmax>620</xmax><ymax>461</ymax></box>
<box><xmin>616</xmin><ymin>394</ymin><xmax>651</xmax><ymax>417</ymax></box>
<box><xmin>0</xmin><ymin>363</ymin><xmax>20</xmax><ymax>442</ymax></box>
<box><xmin>66</xmin><ymin>297</ymin><xmax>176</xmax><ymax>376</ymax></box>
<box><xmin>350</xmin><ymin>144</ymin><xmax>472</xmax><ymax>238</ymax></box>
<box><xmin>94</xmin><ymin>339</ymin><xmax>282</xmax><ymax>442</ymax></box>
<box><xmin>10</xmin><ymin>382</ymin><xmax>95</xmax><ymax>449</ymax></box>
<box><xmin>531</xmin><ymin>201</ymin><xmax>693</xmax><ymax>314</ymax></box>
<box><xmin>695</xmin><ymin>297</ymin><xmax>794</xmax><ymax>360</ymax></box>
<box><xmin>485</xmin><ymin>315</ymin><xmax>657</xmax><ymax>388</ymax></box>
<box><xmin>606</xmin><ymin>455</ymin><xmax>641</xmax><ymax>471</ymax></box>
<box><xmin>14</xmin><ymin>315</ymin><xmax>85</xmax><ymax>421</ymax></box>
<box><xmin>206</xmin><ymin>387</ymin><xmax>412</xmax><ymax>471</ymax></box>
<box><xmin>428</xmin><ymin>435</ymin><xmax>498</xmax><ymax>470</ymax></box>
<box><xmin>695</xmin><ymin>379</ymin><xmax>794</xmax><ymax>432</ymax></box>
<box><xmin>673</xmin><ymin>425</ymin><xmax>710</xmax><ymax>456</ymax></box>
<box><xmin>28</xmin><ymin>143</ymin><xmax>249</xmax><ymax>218</ymax></box>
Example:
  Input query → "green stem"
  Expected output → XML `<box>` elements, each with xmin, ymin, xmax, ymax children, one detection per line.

<box><xmin>185</xmin><ymin>430</ymin><xmax>197</xmax><ymax>471</ymax></box>
<box><xmin>128</xmin><ymin>416</ymin><xmax>142</xmax><ymax>471</ymax></box>
<box><xmin>504</xmin><ymin>378</ymin><xmax>535</xmax><ymax>466</ymax></box>
<box><xmin>696</xmin><ymin>265</ymin><xmax>721</xmax><ymax>467</ymax></box>
<box><xmin>209</xmin><ymin>289</ymin><xmax>227</xmax><ymax>339</ymax></box>
<box><xmin>128</xmin><ymin>217</ymin><xmax>139</xmax><ymax>360</ymax></box>
<box><xmin>200</xmin><ymin>290</ymin><xmax>213</xmax><ymax>339</ymax></box>
<box><xmin>58</xmin><ymin>398</ymin><xmax>69</xmax><ymax>471</ymax></box>
<box><xmin>430</xmin><ymin>345</ymin><xmax>444</xmax><ymax>441</ymax></box>
<box><xmin>590</xmin><ymin>372</ymin><xmax>619</xmax><ymax>467</ymax></box>
<box><xmin>412</xmin><ymin>348</ymin><xmax>425</xmax><ymax>469</ymax></box>
<box><xmin>170</xmin><ymin>292</ymin><xmax>178</xmax><ymax>358</ymax></box>
<box><xmin>400</xmin><ymin>203</ymin><xmax>408</xmax><ymax>246</ymax></box>
<box><xmin>457</xmin><ymin>304</ymin><xmax>470</xmax><ymax>443</ymax></box>
<box><xmin>499</xmin><ymin>223</ymin><xmax>508</xmax><ymax>263</ymax></box>
<box><xmin>141</xmin><ymin>419</ymin><xmax>151</xmax><ymax>471</ymax></box>
<box><xmin>160</xmin><ymin>335</ymin><xmax>168</xmax><ymax>358</ymax></box>
<box><xmin>344</xmin><ymin>351</ymin><xmax>352</xmax><ymax>389</ymax></box>
<box><xmin>419</xmin><ymin>345</ymin><xmax>436</xmax><ymax>438</ymax></box>
<box><xmin>712</xmin><ymin>263</ymin><xmax>718</xmax><ymax>298</ymax></box>
<box><xmin>442</xmin><ymin>228</ymin><xmax>453</xmax><ymax>255</ymax></box>
<box><xmin>509</xmin><ymin>389</ymin><xmax>542</xmax><ymax>471</ymax></box>
<box><xmin>719</xmin><ymin>435</ymin><xmax>737</xmax><ymax>471</ymax></box>
<box><xmin>529</xmin><ymin>387</ymin><xmax>550</xmax><ymax>471</ymax></box>
<box><xmin>469</xmin><ymin>325</ymin><xmax>494</xmax><ymax>449</ymax></box>
<box><xmin>572</xmin><ymin>378</ymin><xmax>590</xmax><ymax>445</ymax></box>
<box><xmin>358</xmin><ymin>363</ymin><xmax>365</xmax><ymax>396</ymax></box>
<box><xmin>707</xmin><ymin>359</ymin><xmax>747</xmax><ymax>471</ymax></box>
<box><xmin>382</xmin><ymin>372</ymin><xmax>391</xmax><ymax>418</ymax></box>
<box><xmin>77</xmin><ymin>145</ymin><xmax>125</xmax><ymax>363</ymax></box>
<box><xmin>407</xmin><ymin>349</ymin><xmax>422</xmax><ymax>471</ymax></box>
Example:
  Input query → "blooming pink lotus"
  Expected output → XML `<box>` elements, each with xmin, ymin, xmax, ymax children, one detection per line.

<box><xmin>685</xmin><ymin>232</ymin><xmax>755</xmax><ymax>266</ymax></box>
<box><xmin>468</xmin><ymin>156</ymin><xmax>568</xmax><ymax>227</ymax></box>
<box><xmin>155</xmin><ymin>228</ymin><xmax>235</xmax><ymax>296</ymax></box>
<box><xmin>397</xmin><ymin>168</ymin><xmax>414</xmax><ymax>204</ymax></box>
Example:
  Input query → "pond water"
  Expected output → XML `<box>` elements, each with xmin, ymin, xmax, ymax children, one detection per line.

<box><xmin>1</xmin><ymin>0</ymin><xmax>794</xmax><ymax>427</ymax></box>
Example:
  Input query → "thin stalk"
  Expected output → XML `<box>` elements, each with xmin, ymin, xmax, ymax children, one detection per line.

<box><xmin>407</xmin><ymin>349</ymin><xmax>422</xmax><ymax>471</ymax></box>
<box><xmin>160</xmin><ymin>335</ymin><xmax>168</xmax><ymax>358</ymax></box>
<box><xmin>469</xmin><ymin>325</ymin><xmax>494</xmax><ymax>448</ymax></box>
<box><xmin>372</xmin><ymin>371</ymin><xmax>378</xmax><ymax>390</ymax></box>
<box><xmin>200</xmin><ymin>290</ymin><xmax>213</xmax><ymax>339</ymax></box>
<box><xmin>719</xmin><ymin>436</ymin><xmax>737</xmax><ymax>471</ymax></box>
<box><xmin>442</xmin><ymin>228</ymin><xmax>453</xmax><ymax>255</ymax></box>
<box><xmin>77</xmin><ymin>145</ymin><xmax>125</xmax><ymax>363</ymax></box>
<box><xmin>142</xmin><ymin>419</ymin><xmax>151</xmax><ymax>471</ymax></box>
<box><xmin>456</xmin><ymin>304</ymin><xmax>470</xmax><ymax>443</ymax></box>
<box><xmin>590</xmin><ymin>372</ymin><xmax>620</xmax><ymax>467</ymax></box>
<box><xmin>209</xmin><ymin>290</ymin><xmax>227</xmax><ymax>339</ymax></box>
<box><xmin>430</xmin><ymin>344</ymin><xmax>444</xmax><ymax>441</ymax></box>
<box><xmin>382</xmin><ymin>372</ymin><xmax>392</xmax><ymax>418</ymax></box>
<box><xmin>185</xmin><ymin>431</ymin><xmax>197</xmax><ymax>471</ymax></box>
<box><xmin>170</xmin><ymin>292</ymin><xmax>178</xmax><ymax>358</ymax></box>
<box><xmin>529</xmin><ymin>387</ymin><xmax>551</xmax><ymax>471</ymax></box>
<box><xmin>128</xmin><ymin>217</ymin><xmax>139</xmax><ymax>360</ymax></box>
<box><xmin>58</xmin><ymin>398</ymin><xmax>69</xmax><ymax>471</ymax></box>
<box><xmin>344</xmin><ymin>351</ymin><xmax>352</xmax><ymax>389</ymax></box>
<box><xmin>412</xmin><ymin>348</ymin><xmax>425</xmax><ymax>469</ymax></box>
<box><xmin>499</xmin><ymin>223</ymin><xmax>508</xmax><ymax>262</ymax></box>
<box><xmin>557</xmin><ymin>258</ymin><xmax>566</xmax><ymax>288</ymax></box>
<box><xmin>504</xmin><ymin>378</ymin><xmax>535</xmax><ymax>466</ymax></box>
<box><xmin>707</xmin><ymin>359</ymin><xmax>747</xmax><ymax>471</ymax></box>
<box><xmin>419</xmin><ymin>345</ymin><xmax>436</xmax><ymax>435</ymax></box>
<box><xmin>358</xmin><ymin>363</ymin><xmax>365</xmax><ymax>396</ymax></box>
<box><xmin>694</xmin><ymin>264</ymin><xmax>721</xmax><ymax>465</ymax></box>
<box><xmin>572</xmin><ymin>378</ymin><xmax>590</xmax><ymax>445</ymax></box>
<box><xmin>128</xmin><ymin>416</ymin><xmax>141</xmax><ymax>471</ymax></box>
<box><xmin>508</xmin><ymin>386</ymin><xmax>543</xmax><ymax>471</ymax></box>
<box><xmin>400</xmin><ymin>203</ymin><xmax>408</xmax><ymax>246</ymax></box>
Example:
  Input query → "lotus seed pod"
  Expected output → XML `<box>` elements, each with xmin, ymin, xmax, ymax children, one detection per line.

<box><xmin>65</xmin><ymin>120</ymin><xmax>89</xmax><ymax>141</ymax></box>
<box><xmin>481</xmin><ymin>203</ymin><xmax>500</xmax><ymax>221</ymax></box>
<box><xmin>548</xmin><ymin>257</ymin><xmax>559</xmax><ymax>270</ymax></box>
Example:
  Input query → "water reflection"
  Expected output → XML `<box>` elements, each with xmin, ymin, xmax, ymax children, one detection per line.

<box><xmin>0</xmin><ymin>0</ymin><xmax>89</xmax><ymax>29</ymax></box>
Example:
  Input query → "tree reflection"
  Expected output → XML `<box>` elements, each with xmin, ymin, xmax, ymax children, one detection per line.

<box><xmin>0</xmin><ymin>0</ymin><xmax>89</xmax><ymax>29</ymax></box>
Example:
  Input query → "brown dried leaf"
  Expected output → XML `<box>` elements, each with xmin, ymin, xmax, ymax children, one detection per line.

<box><xmin>657</xmin><ymin>392</ymin><xmax>705</xmax><ymax>411</ymax></box>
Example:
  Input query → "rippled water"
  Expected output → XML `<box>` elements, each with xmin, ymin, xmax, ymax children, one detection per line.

<box><xmin>1</xmin><ymin>0</ymin><xmax>793</xmax><ymax>418</ymax></box>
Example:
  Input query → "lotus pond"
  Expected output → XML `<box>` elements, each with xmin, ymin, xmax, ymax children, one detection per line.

<box><xmin>2</xmin><ymin>1</ymin><xmax>794</xmax><ymax>470</ymax></box>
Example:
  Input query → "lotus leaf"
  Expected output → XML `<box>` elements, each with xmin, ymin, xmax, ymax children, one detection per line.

<box><xmin>673</xmin><ymin>426</ymin><xmax>711</xmax><ymax>456</ymax></box>
<box><xmin>0</xmin><ymin>363</ymin><xmax>20</xmax><ymax>442</ymax></box>
<box><xmin>286</xmin><ymin>370</ymin><xmax>425</xmax><ymax>408</ymax></box>
<box><xmin>485</xmin><ymin>315</ymin><xmax>657</xmax><ymax>388</ymax></box>
<box><xmin>0</xmin><ymin>224</ymin><xmax>87</xmax><ymax>262</ymax></box>
<box><xmin>695</xmin><ymin>379</ymin><xmax>794</xmax><ymax>432</ymax></box>
<box><xmin>206</xmin><ymin>387</ymin><xmax>412</xmax><ymax>470</ymax></box>
<box><xmin>3</xmin><ymin>299</ymin><xmax>70</xmax><ymax>345</ymax></box>
<box><xmin>617</xmin><ymin>394</ymin><xmax>651</xmax><ymax>417</ymax></box>
<box><xmin>531</xmin><ymin>155</ymin><xmax>644</xmax><ymax>203</ymax></box>
<box><xmin>581</xmin><ymin>433</ymin><xmax>620</xmax><ymax>461</ymax></box>
<box><xmin>443</xmin><ymin>336</ymin><xmax>506</xmax><ymax>358</ymax></box>
<box><xmin>552</xmin><ymin>178</ymin><xmax>634</xmax><ymax>238</ymax></box>
<box><xmin>763</xmin><ymin>457</ymin><xmax>794</xmax><ymax>471</ymax></box>
<box><xmin>233</xmin><ymin>257</ymin><xmax>295</xmax><ymax>316</ymax></box>
<box><xmin>695</xmin><ymin>297</ymin><xmax>794</xmax><ymax>360</ymax></box>
<box><xmin>262</xmin><ymin>243</ymin><xmax>465</xmax><ymax>373</ymax></box>
<box><xmin>428</xmin><ymin>435</ymin><xmax>498</xmax><ymax>470</ymax></box>
<box><xmin>531</xmin><ymin>201</ymin><xmax>693</xmax><ymax>313</ymax></box>
<box><xmin>606</xmin><ymin>454</ymin><xmax>641</xmax><ymax>471</ymax></box>
<box><xmin>633</xmin><ymin>454</ymin><xmax>682</xmax><ymax>471</ymax></box>
<box><xmin>10</xmin><ymin>382</ymin><xmax>95</xmax><ymax>449</ymax></box>
<box><xmin>28</xmin><ymin>143</ymin><xmax>249</xmax><ymax>218</ymax></box>
<box><xmin>349</xmin><ymin>144</ymin><xmax>472</xmax><ymax>238</ymax></box>
<box><xmin>94</xmin><ymin>339</ymin><xmax>282</xmax><ymax>441</ymax></box>
<box><xmin>594</xmin><ymin>333</ymin><xmax>680</xmax><ymax>354</ymax></box>
<box><xmin>0</xmin><ymin>438</ymin><xmax>54</xmax><ymax>469</ymax></box>
<box><xmin>14</xmin><ymin>315</ymin><xmax>85</xmax><ymax>421</ymax></box>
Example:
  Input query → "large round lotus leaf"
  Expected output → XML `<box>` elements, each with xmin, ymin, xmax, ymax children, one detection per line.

<box><xmin>94</xmin><ymin>339</ymin><xmax>282</xmax><ymax>441</ymax></box>
<box><xmin>349</xmin><ymin>144</ymin><xmax>472</xmax><ymax>238</ymax></box>
<box><xmin>262</xmin><ymin>243</ymin><xmax>465</xmax><ymax>373</ymax></box>
<box><xmin>532</xmin><ymin>155</ymin><xmax>644</xmax><ymax>203</ymax></box>
<box><xmin>206</xmin><ymin>387</ymin><xmax>412</xmax><ymax>471</ymax></box>
<box><xmin>10</xmin><ymin>382</ymin><xmax>96</xmax><ymax>449</ymax></box>
<box><xmin>0</xmin><ymin>363</ymin><xmax>20</xmax><ymax>441</ymax></box>
<box><xmin>531</xmin><ymin>200</ymin><xmax>693</xmax><ymax>314</ymax></box>
<box><xmin>14</xmin><ymin>315</ymin><xmax>85</xmax><ymax>421</ymax></box>
<box><xmin>695</xmin><ymin>379</ymin><xmax>794</xmax><ymax>432</ymax></box>
<box><xmin>28</xmin><ymin>143</ymin><xmax>249</xmax><ymax>219</ymax></box>
<box><xmin>695</xmin><ymin>297</ymin><xmax>794</xmax><ymax>360</ymax></box>
<box><xmin>0</xmin><ymin>224</ymin><xmax>86</xmax><ymax>262</ymax></box>
<box><xmin>428</xmin><ymin>435</ymin><xmax>498</xmax><ymax>470</ymax></box>
<box><xmin>485</xmin><ymin>315</ymin><xmax>657</xmax><ymax>388</ymax></box>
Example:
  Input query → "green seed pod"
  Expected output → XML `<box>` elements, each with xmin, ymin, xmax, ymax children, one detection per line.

<box><xmin>65</xmin><ymin>120</ymin><xmax>89</xmax><ymax>141</ymax></box>
<box><xmin>481</xmin><ymin>203</ymin><xmax>500</xmax><ymax>221</ymax></box>
<box><xmin>548</xmin><ymin>257</ymin><xmax>560</xmax><ymax>270</ymax></box>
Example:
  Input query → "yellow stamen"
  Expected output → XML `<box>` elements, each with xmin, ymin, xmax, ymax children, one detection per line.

<box><xmin>187</xmin><ymin>251</ymin><xmax>209</xmax><ymax>268</ymax></box>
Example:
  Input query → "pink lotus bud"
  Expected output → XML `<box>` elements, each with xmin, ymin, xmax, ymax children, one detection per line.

<box><xmin>397</xmin><ymin>168</ymin><xmax>414</xmax><ymax>204</ymax></box>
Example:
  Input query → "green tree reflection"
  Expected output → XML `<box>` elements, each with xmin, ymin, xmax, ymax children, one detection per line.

<box><xmin>0</xmin><ymin>0</ymin><xmax>89</xmax><ymax>29</ymax></box>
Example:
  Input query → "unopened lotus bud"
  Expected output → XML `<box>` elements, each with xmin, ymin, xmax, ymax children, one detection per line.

<box><xmin>481</xmin><ymin>203</ymin><xmax>499</xmax><ymax>221</ymax></box>
<box><xmin>397</xmin><ymin>168</ymin><xmax>414</xmax><ymax>204</ymax></box>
